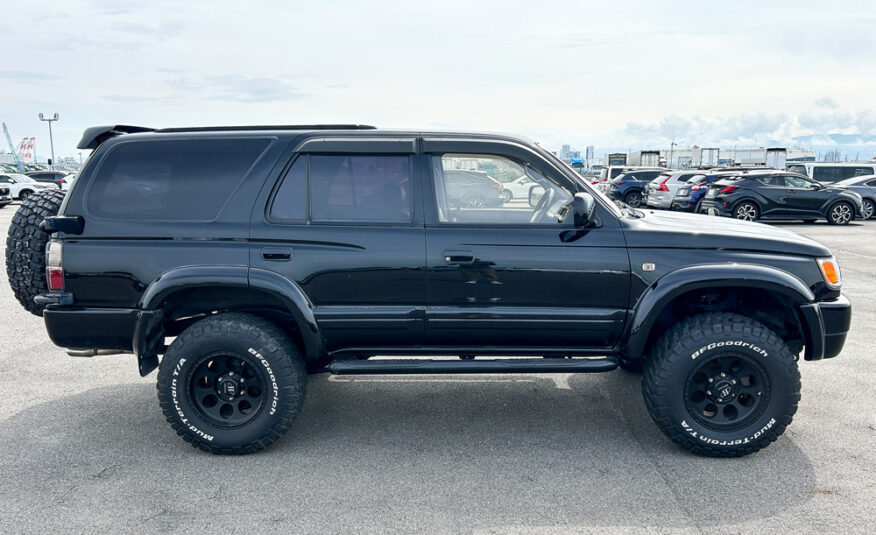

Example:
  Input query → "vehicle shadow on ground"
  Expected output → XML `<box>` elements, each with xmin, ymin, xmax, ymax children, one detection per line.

<box><xmin>0</xmin><ymin>371</ymin><xmax>815</xmax><ymax>532</ymax></box>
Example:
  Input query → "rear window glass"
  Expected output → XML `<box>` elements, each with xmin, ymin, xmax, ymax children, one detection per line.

<box><xmin>88</xmin><ymin>138</ymin><xmax>270</xmax><ymax>220</ymax></box>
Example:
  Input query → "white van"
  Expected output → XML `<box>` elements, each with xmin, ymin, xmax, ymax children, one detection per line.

<box><xmin>786</xmin><ymin>162</ymin><xmax>876</xmax><ymax>184</ymax></box>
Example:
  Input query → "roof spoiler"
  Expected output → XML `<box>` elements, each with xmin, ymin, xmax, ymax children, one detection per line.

<box><xmin>77</xmin><ymin>125</ymin><xmax>155</xmax><ymax>150</ymax></box>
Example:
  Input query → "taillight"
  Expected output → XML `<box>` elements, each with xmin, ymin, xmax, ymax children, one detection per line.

<box><xmin>656</xmin><ymin>176</ymin><xmax>670</xmax><ymax>191</ymax></box>
<box><xmin>490</xmin><ymin>182</ymin><xmax>503</xmax><ymax>190</ymax></box>
<box><xmin>719</xmin><ymin>186</ymin><xmax>738</xmax><ymax>194</ymax></box>
<box><xmin>691</xmin><ymin>185</ymin><xmax>703</xmax><ymax>191</ymax></box>
<box><xmin>614</xmin><ymin>181</ymin><xmax>625</xmax><ymax>185</ymax></box>
<box><xmin>46</xmin><ymin>241</ymin><xmax>64</xmax><ymax>291</ymax></box>
<box><xmin>60</xmin><ymin>179</ymin><xmax>66</xmax><ymax>183</ymax></box>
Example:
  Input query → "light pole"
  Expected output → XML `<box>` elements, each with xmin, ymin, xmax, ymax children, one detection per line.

<box><xmin>39</xmin><ymin>112</ymin><xmax>59</xmax><ymax>169</ymax></box>
<box><xmin>669</xmin><ymin>141</ymin><xmax>677</xmax><ymax>169</ymax></box>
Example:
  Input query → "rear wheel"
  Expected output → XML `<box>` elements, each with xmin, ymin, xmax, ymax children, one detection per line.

<box><xmin>734</xmin><ymin>201</ymin><xmax>759</xmax><ymax>221</ymax></box>
<box><xmin>861</xmin><ymin>199</ymin><xmax>874</xmax><ymax>220</ymax></box>
<box><xmin>827</xmin><ymin>201</ymin><xmax>853</xmax><ymax>225</ymax></box>
<box><xmin>624</xmin><ymin>190</ymin><xmax>643</xmax><ymax>208</ymax></box>
<box><xmin>501</xmin><ymin>190</ymin><xmax>512</xmax><ymax>202</ymax></box>
<box><xmin>156</xmin><ymin>313</ymin><xmax>307</xmax><ymax>454</ymax></box>
<box><xmin>642</xmin><ymin>313</ymin><xmax>800</xmax><ymax>457</ymax></box>
<box><xmin>5</xmin><ymin>189</ymin><xmax>66</xmax><ymax>316</ymax></box>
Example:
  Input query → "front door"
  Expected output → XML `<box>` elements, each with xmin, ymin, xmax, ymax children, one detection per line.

<box><xmin>422</xmin><ymin>140</ymin><xmax>630</xmax><ymax>351</ymax></box>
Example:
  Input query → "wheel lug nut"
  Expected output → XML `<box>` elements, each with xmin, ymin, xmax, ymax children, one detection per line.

<box><xmin>731</xmin><ymin>380</ymin><xmax>736</xmax><ymax>384</ymax></box>
<box><xmin>720</xmin><ymin>373</ymin><xmax>726</xmax><ymax>377</ymax></box>
<box><xmin>708</xmin><ymin>378</ymin><xmax>713</xmax><ymax>383</ymax></box>
<box><xmin>707</xmin><ymin>390</ymin><xmax>712</xmax><ymax>395</ymax></box>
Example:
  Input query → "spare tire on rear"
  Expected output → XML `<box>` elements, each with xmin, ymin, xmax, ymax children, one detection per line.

<box><xmin>6</xmin><ymin>189</ymin><xmax>66</xmax><ymax>316</ymax></box>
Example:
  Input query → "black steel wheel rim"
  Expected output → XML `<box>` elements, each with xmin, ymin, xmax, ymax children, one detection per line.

<box><xmin>684</xmin><ymin>354</ymin><xmax>771</xmax><ymax>430</ymax></box>
<box><xmin>188</xmin><ymin>353</ymin><xmax>267</xmax><ymax>428</ymax></box>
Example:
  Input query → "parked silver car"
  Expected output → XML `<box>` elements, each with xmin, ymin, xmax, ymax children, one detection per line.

<box><xmin>644</xmin><ymin>171</ymin><xmax>706</xmax><ymax>209</ymax></box>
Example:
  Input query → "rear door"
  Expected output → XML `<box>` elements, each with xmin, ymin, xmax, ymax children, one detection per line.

<box><xmin>421</xmin><ymin>138</ymin><xmax>630</xmax><ymax>351</ymax></box>
<box><xmin>249</xmin><ymin>137</ymin><xmax>426</xmax><ymax>351</ymax></box>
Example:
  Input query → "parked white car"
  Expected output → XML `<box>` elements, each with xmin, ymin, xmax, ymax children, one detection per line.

<box><xmin>0</xmin><ymin>173</ymin><xmax>60</xmax><ymax>200</ymax></box>
<box><xmin>644</xmin><ymin>171</ymin><xmax>706</xmax><ymax>209</ymax></box>
<box><xmin>501</xmin><ymin>175</ymin><xmax>539</xmax><ymax>202</ymax></box>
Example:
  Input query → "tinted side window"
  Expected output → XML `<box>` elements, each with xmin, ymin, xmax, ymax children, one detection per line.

<box><xmin>867</xmin><ymin>179</ymin><xmax>876</xmax><ymax>187</ymax></box>
<box><xmin>847</xmin><ymin>167</ymin><xmax>874</xmax><ymax>179</ymax></box>
<box><xmin>812</xmin><ymin>167</ymin><xmax>842</xmax><ymax>183</ymax></box>
<box><xmin>269</xmin><ymin>157</ymin><xmax>307</xmax><ymax>221</ymax></box>
<box><xmin>310</xmin><ymin>155</ymin><xmax>411</xmax><ymax>223</ymax></box>
<box><xmin>88</xmin><ymin>138</ymin><xmax>270</xmax><ymax>220</ymax></box>
<box><xmin>787</xmin><ymin>164</ymin><xmax>806</xmax><ymax>175</ymax></box>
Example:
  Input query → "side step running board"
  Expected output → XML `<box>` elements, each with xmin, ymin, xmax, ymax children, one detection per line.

<box><xmin>329</xmin><ymin>357</ymin><xmax>618</xmax><ymax>375</ymax></box>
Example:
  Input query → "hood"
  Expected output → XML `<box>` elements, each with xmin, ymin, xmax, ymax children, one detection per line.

<box><xmin>623</xmin><ymin>209</ymin><xmax>831</xmax><ymax>257</ymax></box>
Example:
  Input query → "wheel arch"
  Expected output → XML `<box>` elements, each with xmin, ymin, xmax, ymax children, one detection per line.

<box><xmin>623</xmin><ymin>263</ymin><xmax>816</xmax><ymax>365</ymax></box>
<box><xmin>137</xmin><ymin>265</ymin><xmax>324</xmax><ymax>366</ymax></box>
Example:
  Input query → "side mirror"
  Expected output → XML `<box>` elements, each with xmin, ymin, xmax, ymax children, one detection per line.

<box><xmin>810</xmin><ymin>183</ymin><xmax>823</xmax><ymax>190</ymax></box>
<box><xmin>528</xmin><ymin>185</ymin><xmax>546</xmax><ymax>207</ymax></box>
<box><xmin>573</xmin><ymin>192</ymin><xmax>597</xmax><ymax>227</ymax></box>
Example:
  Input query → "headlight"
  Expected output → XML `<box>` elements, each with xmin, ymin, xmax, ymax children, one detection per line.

<box><xmin>817</xmin><ymin>257</ymin><xmax>842</xmax><ymax>289</ymax></box>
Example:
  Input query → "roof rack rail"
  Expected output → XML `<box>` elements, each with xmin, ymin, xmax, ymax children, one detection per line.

<box><xmin>77</xmin><ymin>125</ymin><xmax>156</xmax><ymax>150</ymax></box>
<box><xmin>155</xmin><ymin>124</ymin><xmax>377</xmax><ymax>133</ymax></box>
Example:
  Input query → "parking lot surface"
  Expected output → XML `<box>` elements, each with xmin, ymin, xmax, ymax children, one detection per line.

<box><xmin>0</xmin><ymin>205</ymin><xmax>873</xmax><ymax>534</ymax></box>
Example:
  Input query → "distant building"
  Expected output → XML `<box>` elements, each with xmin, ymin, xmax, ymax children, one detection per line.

<box><xmin>585</xmin><ymin>146</ymin><xmax>594</xmax><ymax>160</ymax></box>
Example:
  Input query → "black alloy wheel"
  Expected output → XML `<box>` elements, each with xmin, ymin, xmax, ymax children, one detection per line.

<box><xmin>189</xmin><ymin>353</ymin><xmax>267</xmax><ymax>428</ymax></box>
<box><xmin>684</xmin><ymin>354</ymin><xmax>769</xmax><ymax>429</ymax></box>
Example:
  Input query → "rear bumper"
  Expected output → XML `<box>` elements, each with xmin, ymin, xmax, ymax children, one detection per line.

<box><xmin>671</xmin><ymin>198</ymin><xmax>697</xmax><ymax>212</ymax></box>
<box><xmin>43</xmin><ymin>307</ymin><xmax>139</xmax><ymax>351</ymax></box>
<box><xmin>799</xmin><ymin>295</ymin><xmax>852</xmax><ymax>360</ymax></box>
<box><xmin>699</xmin><ymin>199</ymin><xmax>732</xmax><ymax>217</ymax></box>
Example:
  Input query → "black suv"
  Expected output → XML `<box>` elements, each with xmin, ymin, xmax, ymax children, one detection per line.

<box><xmin>699</xmin><ymin>170</ymin><xmax>863</xmax><ymax>224</ymax></box>
<box><xmin>6</xmin><ymin>125</ymin><xmax>851</xmax><ymax>457</ymax></box>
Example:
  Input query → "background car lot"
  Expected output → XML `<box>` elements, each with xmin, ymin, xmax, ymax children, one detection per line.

<box><xmin>0</xmin><ymin>205</ymin><xmax>873</xmax><ymax>533</ymax></box>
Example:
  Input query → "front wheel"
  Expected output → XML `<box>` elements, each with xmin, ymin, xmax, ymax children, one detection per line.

<box><xmin>156</xmin><ymin>313</ymin><xmax>307</xmax><ymax>454</ymax></box>
<box><xmin>861</xmin><ymin>199</ymin><xmax>874</xmax><ymax>220</ymax></box>
<box><xmin>827</xmin><ymin>201</ymin><xmax>853</xmax><ymax>225</ymax></box>
<box><xmin>642</xmin><ymin>312</ymin><xmax>800</xmax><ymax>457</ymax></box>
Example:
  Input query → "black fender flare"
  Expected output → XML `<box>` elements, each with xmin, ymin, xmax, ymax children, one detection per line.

<box><xmin>623</xmin><ymin>263</ymin><xmax>816</xmax><ymax>362</ymax></box>
<box><xmin>135</xmin><ymin>265</ymin><xmax>323</xmax><ymax>373</ymax></box>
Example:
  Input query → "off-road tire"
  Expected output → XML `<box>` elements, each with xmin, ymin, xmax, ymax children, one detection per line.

<box><xmin>5</xmin><ymin>189</ymin><xmax>66</xmax><ymax>316</ymax></box>
<box><xmin>826</xmin><ymin>201</ymin><xmax>854</xmax><ymax>225</ymax></box>
<box><xmin>643</xmin><ymin>312</ymin><xmax>800</xmax><ymax>457</ymax></box>
<box><xmin>156</xmin><ymin>312</ymin><xmax>307</xmax><ymax>455</ymax></box>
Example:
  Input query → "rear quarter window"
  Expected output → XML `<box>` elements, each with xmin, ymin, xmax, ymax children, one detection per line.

<box><xmin>87</xmin><ymin>138</ymin><xmax>271</xmax><ymax>220</ymax></box>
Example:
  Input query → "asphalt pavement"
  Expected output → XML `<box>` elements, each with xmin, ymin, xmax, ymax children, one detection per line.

<box><xmin>0</xmin><ymin>205</ymin><xmax>873</xmax><ymax>534</ymax></box>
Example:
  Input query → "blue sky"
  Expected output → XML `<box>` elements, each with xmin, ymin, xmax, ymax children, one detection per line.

<box><xmin>1</xmin><ymin>0</ymin><xmax>874</xmax><ymax>159</ymax></box>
